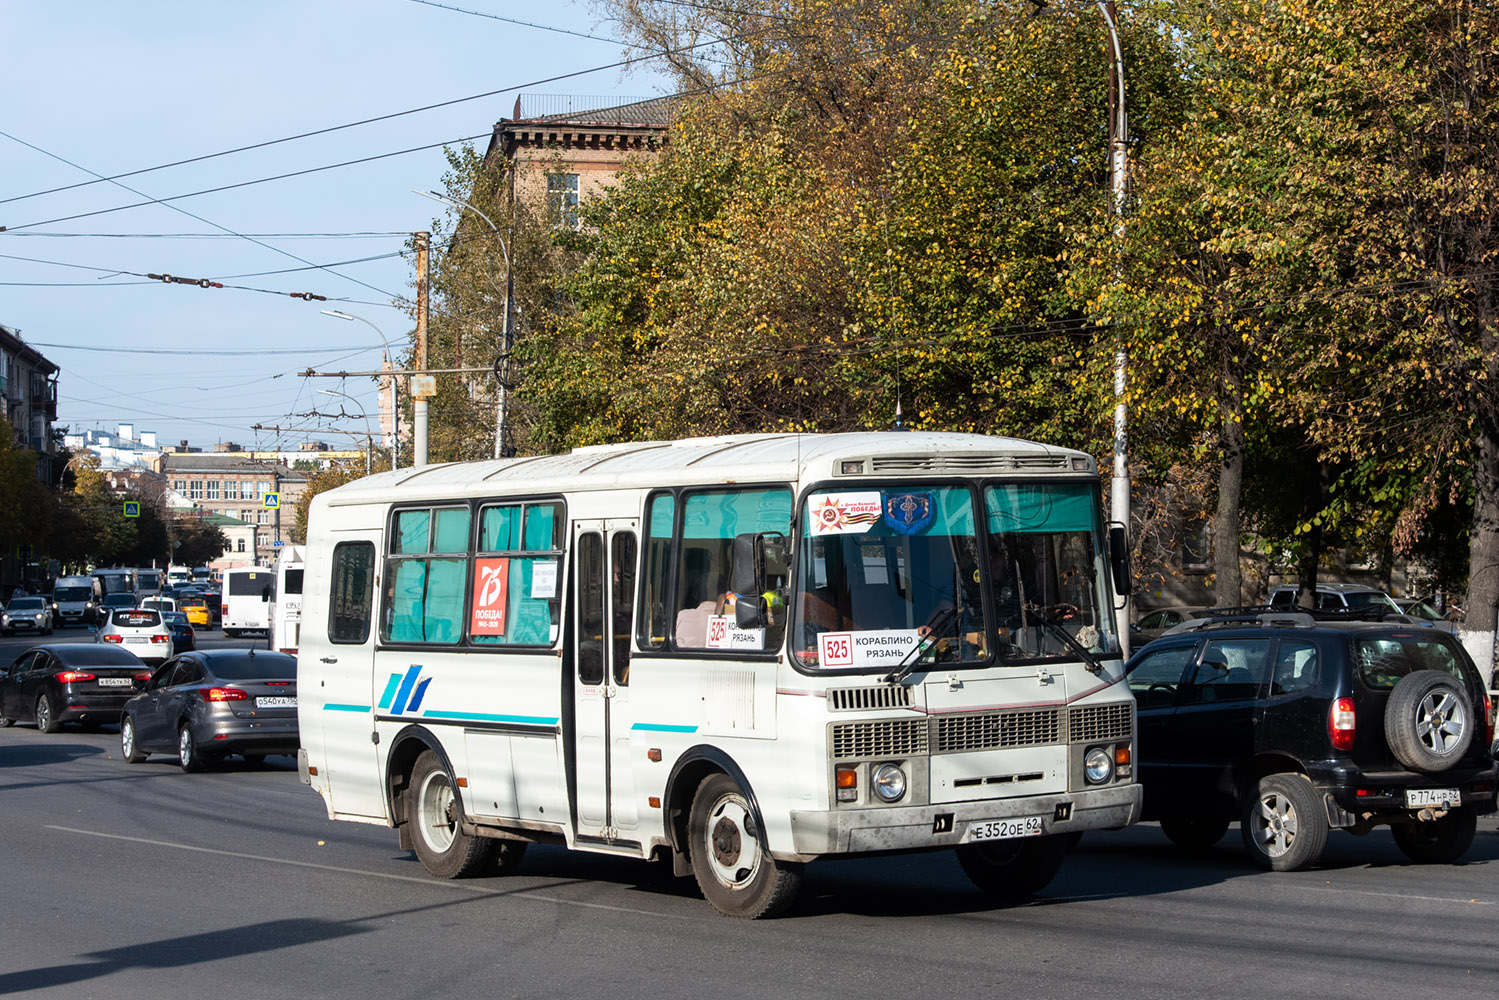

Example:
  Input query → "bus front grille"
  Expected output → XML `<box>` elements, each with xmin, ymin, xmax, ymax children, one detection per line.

<box><xmin>933</xmin><ymin>708</ymin><xmax>1061</xmax><ymax>753</ymax></box>
<box><xmin>831</xmin><ymin>718</ymin><xmax>929</xmax><ymax>758</ymax></box>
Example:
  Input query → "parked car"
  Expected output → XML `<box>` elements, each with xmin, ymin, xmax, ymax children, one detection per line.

<box><xmin>120</xmin><ymin>649</ymin><xmax>299</xmax><ymax>771</ymax></box>
<box><xmin>1</xmin><ymin>595</ymin><xmax>54</xmax><ymax>636</ymax></box>
<box><xmin>101</xmin><ymin>592</ymin><xmax>140</xmax><ymax>614</ymax></box>
<box><xmin>0</xmin><ymin>643</ymin><xmax>152</xmax><ymax>732</ymax></box>
<box><xmin>1267</xmin><ymin>583</ymin><xmax>1402</xmax><ymax>614</ymax></box>
<box><xmin>96</xmin><ymin>608</ymin><xmax>174</xmax><ymax>665</ymax></box>
<box><xmin>162</xmin><ymin>611</ymin><xmax>196</xmax><ymax>653</ymax></box>
<box><xmin>1133</xmin><ymin>606</ymin><xmax>1211</xmax><ymax>644</ymax></box>
<box><xmin>1393</xmin><ymin>597</ymin><xmax>1460</xmax><ymax>634</ymax></box>
<box><xmin>1124</xmin><ymin>610</ymin><xmax>1497</xmax><ymax>870</ymax></box>
<box><xmin>177</xmin><ymin>594</ymin><xmax>212</xmax><ymax>629</ymax></box>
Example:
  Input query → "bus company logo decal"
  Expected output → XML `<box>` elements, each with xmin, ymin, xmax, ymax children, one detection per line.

<box><xmin>379</xmin><ymin>665</ymin><xmax>431</xmax><ymax>716</ymax></box>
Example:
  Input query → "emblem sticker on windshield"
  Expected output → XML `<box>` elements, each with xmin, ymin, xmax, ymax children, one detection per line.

<box><xmin>883</xmin><ymin>492</ymin><xmax>934</xmax><ymax>535</ymax></box>
<box><xmin>810</xmin><ymin>492</ymin><xmax>882</xmax><ymax>534</ymax></box>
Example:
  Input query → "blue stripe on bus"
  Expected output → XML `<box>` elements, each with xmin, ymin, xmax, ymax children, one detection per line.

<box><xmin>422</xmin><ymin>710</ymin><xmax>559</xmax><ymax>726</ymax></box>
<box><xmin>377</xmin><ymin>673</ymin><xmax>403</xmax><ymax>711</ymax></box>
<box><xmin>324</xmin><ymin>704</ymin><xmax>372</xmax><ymax>712</ymax></box>
<box><xmin>407</xmin><ymin>677</ymin><xmax>432</xmax><ymax>713</ymax></box>
<box><xmin>390</xmin><ymin>665</ymin><xmax>423</xmax><ymax>714</ymax></box>
<box><xmin>631</xmin><ymin>723</ymin><xmax>699</xmax><ymax>733</ymax></box>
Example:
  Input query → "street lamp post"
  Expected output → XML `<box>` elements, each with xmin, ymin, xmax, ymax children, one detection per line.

<box><xmin>413</xmin><ymin>187</ymin><xmax>514</xmax><ymax>460</ymax></box>
<box><xmin>1098</xmin><ymin>0</ymin><xmax>1132</xmax><ymax>656</ymax></box>
<box><xmin>322</xmin><ymin>309</ymin><xmax>400</xmax><ymax>470</ymax></box>
<box><xmin>318</xmin><ymin>388</ymin><xmax>373</xmax><ymax>475</ymax></box>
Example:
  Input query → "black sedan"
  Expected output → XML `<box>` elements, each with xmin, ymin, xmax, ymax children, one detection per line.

<box><xmin>0</xmin><ymin>644</ymin><xmax>152</xmax><ymax>732</ymax></box>
<box><xmin>121</xmin><ymin>649</ymin><xmax>298</xmax><ymax>771</ymax></box>
<box><xmin>161</xmin><ymin>610</ymin><xmax>196</xmax><ymax>653</ymax></box>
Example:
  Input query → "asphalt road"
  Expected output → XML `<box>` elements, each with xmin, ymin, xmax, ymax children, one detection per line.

<box><xmin>2</xmin><ymin>629</ymin><xmax>1497</xmax><ymax>999</ymax></box>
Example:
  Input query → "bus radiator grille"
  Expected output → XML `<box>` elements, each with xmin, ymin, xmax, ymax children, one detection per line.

<box><xmin>932</xmin><ymin>709</ymin><xmax>1061</xmax><ymax>754</ymax></box>
<box><xmin>831</xmin><ymin>718</ymin><xmax>929</xmax><ymax>759</ymax></box>
<box><xmin>1066</xmin><ymin>703</ymin><xmax>1133</xmax><ymax>743</ymax></box>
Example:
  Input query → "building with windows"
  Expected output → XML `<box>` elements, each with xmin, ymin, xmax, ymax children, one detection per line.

<box><xmin>486</xmin><ymin>94</ymin><xmax>674</xmax><ymax>228</ymax></box>
<box><xmin>155</xmin><ymin>453</ymin><xmax>307</xmax><ymax>566</ymax></box>
<box><xmin>1</xmin><ymin>323</ymin><xmax>59</xmax><ymax>483</ymax></box>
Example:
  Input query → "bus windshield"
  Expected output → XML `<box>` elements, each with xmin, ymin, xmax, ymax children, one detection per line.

<box><xmin>792</xmin><ymin>482</ymin><xmax>1116</xmax><ymax>671</ymax></box>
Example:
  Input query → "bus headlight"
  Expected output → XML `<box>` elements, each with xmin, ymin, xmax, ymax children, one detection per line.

<box><xmin>871</xmin><ymin>763</ymin><xmax>907</xmax><ymax>803</ymax></box>
<box><xmin>1084</xmin><ymin>747</ymin><xmax>1114</xmax><ymax>785</ymax></box>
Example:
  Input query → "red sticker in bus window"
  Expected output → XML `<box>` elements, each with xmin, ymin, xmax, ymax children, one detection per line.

<box><xmin>471</xmin><ymin>557</ymin><xmax>510</xmax><ymax>636</ymax></box>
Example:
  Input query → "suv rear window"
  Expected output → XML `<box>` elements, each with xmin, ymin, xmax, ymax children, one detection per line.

<box><xmin>113</xmin><ymin>610</ymin><xmax>161</xmax><ymax>628</ymax></box>
<box><xmin>1354</xmin><ymin>632</ymin><xmax>1465</xmax><ymax>689</ymax></box>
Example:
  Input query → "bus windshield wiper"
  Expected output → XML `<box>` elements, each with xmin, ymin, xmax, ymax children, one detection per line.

<box><xmin>1025</xmin><ymin>605</ymin><xmax>1104</xmax><ymax>674</ymax></box>
<box><xmin>884</xmin><ymin>605</ymin><xmax>959</xmax><ymax>685</ymax></box>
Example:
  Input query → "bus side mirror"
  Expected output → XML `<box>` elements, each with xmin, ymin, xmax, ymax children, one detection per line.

<box><xmin>731</xmin><ymin>531</ymin><xmax>789</xmax><ymax>629</ymax></box>
<box><xmin>1108</xmin><ymin>523</ymin><xmax>1132</xmax><ymax>597</ymax></box>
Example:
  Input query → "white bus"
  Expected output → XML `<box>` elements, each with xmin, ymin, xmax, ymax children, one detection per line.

<box><xmin>221</xmin><ymin>566</ymin><xmax>272</xmax><ymax>638</ymax></box>
<box><xmin>297</xmin><ymin>432</ymin><xmax>1141</xmax><ymax>917</ymax></box>
<box><xmin>269</xmin><ymin>545</ymin><xmax>306</xmax><ymax>654</ymax></box>
<box><xmin>135</xmin><ymin>568</ymin><xmax>163</xmax><ymax>599</ymax></box>
<box><xmin>92</xmin><ymin>567</ymin><xmax>138</xmax><ymax>598</ymax></box>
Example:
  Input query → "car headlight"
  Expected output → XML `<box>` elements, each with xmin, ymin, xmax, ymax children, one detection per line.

<box><xmin>871</xmin><ymin>763</ymin><xmax>907</xmax><ymax>803</ymax></box>
<box><xmin>1084</xmin><ymin>747</ymin><xmax>1114</xmax><ymax>784</ymax></box>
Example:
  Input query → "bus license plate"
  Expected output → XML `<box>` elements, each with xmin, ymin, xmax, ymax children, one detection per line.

<box><xmin>963</xmin><ymin>816</ymin><xmax>1044</xmax><ymax>843</ymax></box>
<box><xmin>257</xmin><ymin>697</ymin><xmax>297</xmax><ymax>709</ymax></box>
<box><xmin>1406</xmin><ymin>788</ymin><xmax>1459</xmax><ymax>808</ymax></box>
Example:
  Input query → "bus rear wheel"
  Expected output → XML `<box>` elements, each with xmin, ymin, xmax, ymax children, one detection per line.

<box><xmin>687</xmin><ymin>773</ymin><xmax>801</xmax><ymax>919</ymax></box>
<box><xmin>408</xmin><ymin>750</ymin><xmax>495</xmax><ymax>878</ymax></box>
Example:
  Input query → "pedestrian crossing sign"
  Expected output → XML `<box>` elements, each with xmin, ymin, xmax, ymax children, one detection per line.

<box><xmin>263</xmin><ymin>492</ymin><xmax>281</xmax><ymax>510</ymax></box>
<box><xmin>123</xmin><ymin>501</ymin><xmax>140</xmax><ymax>517</ymax></box>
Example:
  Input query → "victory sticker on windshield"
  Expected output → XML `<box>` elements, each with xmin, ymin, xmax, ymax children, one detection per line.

<box><xmin>809</xmin><ymin>492</ymin><xmax>882</xmax><ymax>534</ymax></box>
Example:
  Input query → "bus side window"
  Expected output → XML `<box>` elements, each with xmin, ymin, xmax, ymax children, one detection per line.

<box><xmin>612</xmin><ymin>532</ymin><xmax>637</xmax><ymax>684</ymax></box>
<box><xmin>638</xmin><ymin>492</ymin><xmax>675</xmax><ymax>650</ymax></box>
<box><xmin>329</xmin><ymin>542</ymin><xmax>375</xmax><ymax>644</ymax></box>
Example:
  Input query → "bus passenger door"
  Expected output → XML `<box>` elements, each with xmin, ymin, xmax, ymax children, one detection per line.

<box><xmin>572</xmin><ymin>520</ymin><xmax>639</xmax><ymax>844</ymax></box>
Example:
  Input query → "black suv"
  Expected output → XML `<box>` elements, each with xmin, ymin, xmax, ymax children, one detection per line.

<box><xmin>1124</xmin><ymin>611</ymin><xmax>1497</xmax><ymax>870</ymax></box>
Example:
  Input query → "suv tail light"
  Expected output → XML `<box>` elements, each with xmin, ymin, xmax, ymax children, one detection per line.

<box><xmin>1329</xmin><ymin>696</ymin><xmax>1356</xmax><ymax>751</ymax></box>
<box><xmin>150</xmin><ymin>634</ymin><xmax>169</xmax><ymax>643</ymax></box>
<box><xmin>102</xmin><ymin>634</ymin><xmax>124</xmax><ymax>644</ymax></box>
<box><xmin>55</xmin><ymin>671</ymin><xmax>96</xmax><ymax>683</ymax></box>
<box><xmin>205</xmin><ymin>688</ymin><xmax>248</xmax><ymax>702</ymax></box>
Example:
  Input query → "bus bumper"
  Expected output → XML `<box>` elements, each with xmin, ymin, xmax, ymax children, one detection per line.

<box><xmin>787</xmin><ymin>782</ymin><xmax>1141</xmax><ymax>856</ymax></box>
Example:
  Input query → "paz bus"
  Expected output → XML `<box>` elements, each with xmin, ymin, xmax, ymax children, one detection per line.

<box><xmin>296</xmin><ymin>432</ymin><xmax>1141</xmax><ymax>917</ymax></box>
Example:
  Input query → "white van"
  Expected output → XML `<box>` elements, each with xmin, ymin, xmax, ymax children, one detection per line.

<box><xmin>93</xmin><ymin>567</ymin><xmax>138</xmax><ymax>598</ymax></box>
<box><xmin>269</xmin><ymin>545</ymin><xmax>306</xmax><ymax>654</ymax></box>
<box><xmin>52</xmin><ymin>575</ymin><xmax>103</xmax><ymax>628</ymax></box>
<box><xmin>221</xmin><ymin>566</ymin><xmax>272</xmax><ymax>638</ymax></box>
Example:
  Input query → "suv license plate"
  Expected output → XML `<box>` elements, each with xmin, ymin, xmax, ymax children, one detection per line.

<box><xmin>1406</xmin><ymin>788</ymin><xmax>1460</xmax><ymax>809</ymax></box>
<box><xmin>962</xmin><ymin>816</ymin><xmax>1044</xmax><ymax>843</ymax></box>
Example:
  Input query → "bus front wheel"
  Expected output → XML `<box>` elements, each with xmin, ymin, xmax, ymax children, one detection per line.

<box><xmin>687</xmin><ymin>773</ymin><xmax>801</xmax><ymax>919</ymax></box>
<box><xmin>956</xmin><ymin>834</ymin><xmax>1069</xmax><ymax>899</ymax></box>
<box><xmin>408</xmin><ymin>750</ymin><xmax>496</xmax><ymax>878</ymax></box>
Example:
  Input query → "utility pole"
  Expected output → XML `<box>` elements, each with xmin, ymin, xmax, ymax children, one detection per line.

<box><xmin>1099</xmin><ymin>0</ymin><xmax>1132</xmax><ymax>657</ymax></box>
<box><xmin>413</xmin><ymin>231</ymin><xmax>432</xmax><ymax>466</ymax></box>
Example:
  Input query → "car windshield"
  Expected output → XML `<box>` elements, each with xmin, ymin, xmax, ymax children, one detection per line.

<box><xmin>54</xmin><ymin>587</ymin><xmax>92</xmax><ymax>601</ymax></box>
<box><xmin>207</xmin><ymin>654</ymin><xmax>296</xmax><ymax>681</ymax></box>
<box><xmin>9</xmin><ymin>597</ymin><xmax>44</xmax><ymax>610</ymax></box>
<box><xmin>1345</xmin><ymin>591</ymin><xmax>1401</xmax><ymax>613</ymax></box>
<box><xmin>791</xmin><ymin>481</ymin><xmax>1115</xmax><ymax>672</ymax></box>
<box><xmin>1354</xmin><ymin>631</ymin><xmax>1467</xmax><ymax>689</ymax></box>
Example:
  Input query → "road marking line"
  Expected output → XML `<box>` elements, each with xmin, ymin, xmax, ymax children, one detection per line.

<box><xmin>44</xmin><ymin>824</ymin><xmax>690</xmax><ymax>918</ymax></box>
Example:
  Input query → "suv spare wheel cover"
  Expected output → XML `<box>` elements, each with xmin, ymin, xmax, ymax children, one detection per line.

<box><xmin>1383</xmin><ymin>670</ymin><xmax>1473</xmax><ymax>773</ymax></box>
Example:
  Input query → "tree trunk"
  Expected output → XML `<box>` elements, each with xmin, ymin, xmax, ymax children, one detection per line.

<box><xmin>1461</xmin><ymin>372</ymin><xmax>1499</xmax><ymax>693</ymax></box>
<box><xmin>1213</xmin><ymin>367</ymin><xmax>1244</xmax><ymax>607</ymax></box>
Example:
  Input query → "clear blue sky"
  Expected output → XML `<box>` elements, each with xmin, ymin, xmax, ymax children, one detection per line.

<box><xmin>2</xmin><ymin>0</ymin><xmax>669</xmax><ymax>453</ymax></box>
